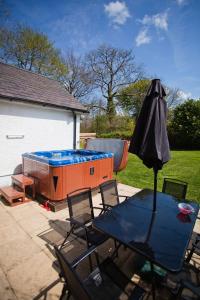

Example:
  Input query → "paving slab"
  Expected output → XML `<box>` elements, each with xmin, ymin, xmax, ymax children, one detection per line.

<box><xmin>0</xmin><ymin>235</ymin><xmax>41</xmax><ymax>272</ymax></box>
<box><xmin>6</xmin><ymin>204</ymin><xmax>42</xmax><ymax>222</ymax></box>
<box><xmin>17</xmin><ymin>213</ymin><xmax>50</xmax><ymax>235</ymax></box>
<box><xmin>0</xmin><ymin>266</ymin><xmax>17</xmax><ymax>300</ymax></box>
<box><xmin>6</xmin><ymin>251</ymin><xmax>58</xmax><ymax>299</ymax></box>
<box><xmin>0</xmin><ymin>210</ymin><xmax>17</xmax><ymax>229</ymax></box>
<box><xmin>0</xmin><ymin>222</ymin><xmax>28</xmax><ymax>246</ymax></box>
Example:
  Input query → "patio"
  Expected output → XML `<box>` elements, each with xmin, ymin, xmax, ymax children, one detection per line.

<box><xmin>0</xmin><ymin>183</ymin><xmax>199</xmax><ymax>300</ymax></box>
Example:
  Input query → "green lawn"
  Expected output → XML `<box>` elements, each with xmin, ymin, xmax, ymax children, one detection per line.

<box><xmin>117</xmin><ymin>151</ymin><xmax>200</xmax><ymax>203</ymax></box>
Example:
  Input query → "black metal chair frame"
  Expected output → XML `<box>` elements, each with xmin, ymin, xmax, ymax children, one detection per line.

<box><xmin>186</xmin><ymin>234</ymin><xmax>200</xmax><ymax>263</ymax></box>
<box><xmin>99</xmin><ymin>179</ymin><xmax>129</xmax><ymax>212</ymax></box>
<box><xmin>54</xmin><ymin>245</ymin><xmax>146</xmax><ymax>300</ymax></box>
<box><xmin>162</xmin><ymin>178</ymin><xmax>188</xmax><ymax>199</ymax></box>
<box><xmin>60</xmin><ymin>188</ymin><xmax>111</xmax><ymax>270</ymax></box>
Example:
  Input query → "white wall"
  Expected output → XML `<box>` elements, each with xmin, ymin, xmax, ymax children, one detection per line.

<box><xmin>0</xmin><ymin>99</ymin><xmax>80</xmax><ymax>186</ymax></box>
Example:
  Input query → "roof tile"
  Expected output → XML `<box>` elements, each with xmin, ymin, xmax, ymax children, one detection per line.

<box><xmin>0</xmin><ymin>62</ymin><xmax>87</xmax><ymax>112</ymax></box>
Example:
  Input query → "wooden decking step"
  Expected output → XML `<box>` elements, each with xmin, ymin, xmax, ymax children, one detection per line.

<box><xmin>11</xmin><ymin>174</ymin><xmax>34</xmax><ymax>186</ymax></box>
<box><xmin>0</xmin><ymin>186</ymin><xmax>29</xmax><ymax>206</ymax></box>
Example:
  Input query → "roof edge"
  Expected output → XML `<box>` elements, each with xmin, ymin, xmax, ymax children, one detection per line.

<box><xmin>0</xmin><ymin>94</ymin><xmax>89</xmax><ymax>113</ymax></box>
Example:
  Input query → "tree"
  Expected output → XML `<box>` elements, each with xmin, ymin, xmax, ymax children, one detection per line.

<box><xmin>117</xmin><ymin>79</ymin><xmax>150</xmax><ymax>117</ymax></box>
<box><xmin>168</xmin><ymin>99</ymin><xmax>200</xmax><ymax>149</ymax></box>
<box><xmin>86</xmin><ymin>44</ymin><xmax>143</xmax><ymax>121</ymax></box>
<box><xmin>117</xmin><ymin>79</ymin><xmax>183</xmax><ymax>118</ymax></box>
<box><xmin>62</xmin><ymin>51</ymin><xmax>94</xmax><ymax>99</ymax></box>
<box><xmin>0</xmin><ymin>25</ymin><xmax>67</xmax><ymax>79</ymax></box>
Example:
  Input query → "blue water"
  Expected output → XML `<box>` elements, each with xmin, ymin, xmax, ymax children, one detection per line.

<box><xmin>22</xmin><ymin>149</ymin><xmax>114</xmax><ymax>166</ymax></box>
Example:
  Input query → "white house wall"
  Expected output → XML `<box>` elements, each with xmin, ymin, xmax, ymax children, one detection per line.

<box><xmin>0</xmin><ymin>99</ymin><xmax>80</xmax><ymax>186</ymax></box>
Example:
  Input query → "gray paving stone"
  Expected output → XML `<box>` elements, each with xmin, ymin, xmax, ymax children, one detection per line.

<box><xmin>7</xmin><ymin>204</ymin><xmax>43</xmax><ymax>222</ymax></box>
<box><xmin>0</xmin><ymin>266</ymin><xmax>17</xmax><ymax>300</ymax></box>
<box><xmin>17</xmin><ymin>213</ymin><xmax>50</xmax><ymax>235</ymax></box>
<box><xmin>0</xmin><ymin>210</ymin><xmax>17</xmax><ymax>229</ymax></box>
<box><xmin>0</xmin><ymin>223</ymin><xmax>28</xmax><ymax>246</ymax></box>
<box><xmin>0</xmin><ymin>235</ymin><xmax>41</xmax><ymax>272</ymax></box>
<box><xmin>6</xmin><ymin>251</ymin><xmax>59</xmax><ymax>299</ymax></box>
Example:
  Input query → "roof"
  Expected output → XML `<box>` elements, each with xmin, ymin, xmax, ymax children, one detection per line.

<box><xmin>0</xmin><ymin>62</ymin><xmax>88</xmax><ymax>112</ymax></box>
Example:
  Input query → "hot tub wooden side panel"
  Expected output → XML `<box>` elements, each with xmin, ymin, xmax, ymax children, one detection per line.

<box><xmin>23</xmin><ymin>156</ymin><xmax>113</xmax><ymax>201</ymax></box>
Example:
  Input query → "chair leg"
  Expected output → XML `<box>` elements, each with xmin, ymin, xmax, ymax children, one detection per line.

<box><xmin>186</xmin><ymin>246</ymin><xmax>195</xmax><ymax>263</ymax></box>
<box><xmin>186</xmin><ymin>237</ymin><xmax>199</xmax><ymax>263</ymax></box>
<box><xmin>114</xmin><ymin>240</ymin><xmax>118</xmax><ymax>257</ymax></box>
<box><xmin>60</xmin><ymin>225</ymin><xmax>74</xmax><ymax>249</ymax></box>
<box><xmin>59</xmin><ymin>283</ymin><xmax>68</xmax><ymax>300</ymax></box>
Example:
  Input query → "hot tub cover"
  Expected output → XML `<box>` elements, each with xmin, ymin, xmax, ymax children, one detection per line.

<box><xmin>22</xmin><ymin>149</ymin><xmax>114</xmax><ymax>166</ymax></box>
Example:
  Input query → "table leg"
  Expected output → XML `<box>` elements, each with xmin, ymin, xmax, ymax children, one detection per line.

<box><xmin>150</xmin><ymin>262</ymin><xmax>156</xmax><ymax>300</ymax></box>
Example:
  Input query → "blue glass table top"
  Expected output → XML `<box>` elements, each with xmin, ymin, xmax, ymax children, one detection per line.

<box><xmin>93</xmin><ymin>189</ymin><xmax>199</xmax><ymax>273</ymax></box>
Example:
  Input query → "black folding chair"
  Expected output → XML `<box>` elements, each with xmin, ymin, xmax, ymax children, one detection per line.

<box><xmin>99</xmin><ymin>179</ymin><xmax>129</xmax><ymax>212</ymax></box>
<box><xmin>60</xmin><ymin>188</ymin><xmax>110</xmax><ymax>269</ymax></box>
<box><xmin>60</xmin><ymin>188</ymin><xmax>108</xmax><ymax>247</ymax></box>
<box><xmin>186</xmin><ymin>234</ymin><xmax>200</xmax><ymax>263</ymax></box>
<box><xmin>54</xmin><ymin>245</ymin><xmax>146</xmax><ymax>300</ymax></box>
<box><xmin>162</xmin><ymin>178</ymin><xmax>188</xmax><ymax>199</ymax></box>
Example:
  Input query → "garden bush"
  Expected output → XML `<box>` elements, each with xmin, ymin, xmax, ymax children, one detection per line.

<box><xmin>168</xmin><ymin>99</ymin><xmax>200</xmax><ymax>149</ymax></box>
<box><xmin>97</xmin><ymin>130</ymin><xmax>133</xmax><ymax>140</ymax></box>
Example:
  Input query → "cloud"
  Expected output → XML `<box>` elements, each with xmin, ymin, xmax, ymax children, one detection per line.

<box><xmin>104</xmin><ymin>1</ymin><xmax>130</xmax><ymax>25</ymax></box>
<box><xmin>176</xmin><ymin>0</ymin><xmax>187</xmax><ymax>5</ymax></box>
<box><xmin>140</xmin><ymin>11</ymin><xmax>169</xmax><ymax>31</ymax></box>
<box><xmin>178</xmin><ymin>90</ymin><xmax>192</xmax><ymax>100</ymax></box>
<box><xmin>135</xmin><ymin>28</ymin><xmax>151</xmax><ymax>47</ymax></box>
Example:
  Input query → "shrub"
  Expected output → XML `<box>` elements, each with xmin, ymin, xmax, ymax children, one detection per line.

<box><xmin>168</xmin><ymin>99</ymin><xmax>200</xmax><ymax>149</ymax></box>
<box><xmin>82</xmin><ymin>114</ymin><xmax>134</xmax><ymax>135</ymax></box>
<box><xmin>97</xmin><ymin>130</ymin><xmax>133</xmax><ymax>140</ymax></box>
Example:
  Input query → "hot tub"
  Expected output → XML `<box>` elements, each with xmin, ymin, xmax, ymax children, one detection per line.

<box><xmin>22</xmin><ymin>149</ymin><xmax>114</xmax><ymax>201</ymax></box>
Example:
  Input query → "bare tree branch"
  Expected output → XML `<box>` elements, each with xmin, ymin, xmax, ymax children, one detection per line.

<box><xmin>61</xmin><ymin>50</ymin><xmax>94</xmax><ymax>100</ymax></box>
<box><xmin>86</xmin><ymin>44</ymin><xmax>143</xmax><ymax>121</ymax></box>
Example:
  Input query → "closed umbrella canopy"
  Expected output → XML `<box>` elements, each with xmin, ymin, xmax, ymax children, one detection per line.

<box><xmin>129</xmin><ymin>78</ymin><xmax>170</xmax><ymax>169</ymax></box>
<box><xmin>129</xmin><ymin>79</ymin><xmax>170</xmax><ymax>211</ymax></box>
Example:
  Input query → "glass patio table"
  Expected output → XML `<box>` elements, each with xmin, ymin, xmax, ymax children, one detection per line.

<box><xmin>93</xmin><ymin>189</ymin><xmax>199</xmax><ymax>273</ymax></box>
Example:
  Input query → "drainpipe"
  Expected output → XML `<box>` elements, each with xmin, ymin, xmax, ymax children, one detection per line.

<box><xmin>73</xmin><ymin>111</ymin><xmax>77</xmax><ymax>149</ymax></box>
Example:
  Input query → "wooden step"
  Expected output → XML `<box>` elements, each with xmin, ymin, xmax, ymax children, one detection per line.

<box><xmin>11</xmin><ymin>174</ymin><xmax>34</xmax><ymax>186</ymax></box>
<box><xmin>0</xmin><ymin>186</ymin><xmax>30</xmax><ymax>206</ymax></box>
<box><xmin>11</xmin><ymin>174</ymin><xmax>35</xmax><ymax>199</ymax></box>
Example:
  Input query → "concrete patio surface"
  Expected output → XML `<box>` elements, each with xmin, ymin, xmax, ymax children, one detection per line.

<box><xmin>0</xmin><ymin>183</ymin><xmax>199</xmax><ymax>300</ymax></box>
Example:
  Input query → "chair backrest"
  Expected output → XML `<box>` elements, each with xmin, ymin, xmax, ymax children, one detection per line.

<box><xmin>67</xmin><ymin>188</ymin><xmax>94</xmax><ymax>223</ymax></box>
<box><xmin>100</xmin><ymin>180</ymin><xmax>120</xmax><ymax>209</ymax></box>
<box><xmin>162</xmin><ymin>178</ymin><xmax>188</xmax><ymax>199</ymax></box>
<box><xmin>54</xmin><ymin>246</ymin><xmax>91</xmax><ymax>300</ymax></box>
<box><xmin>85</xmin><ymin>138</ymin><xmax>129</xmax><ymax>173</ymax></box>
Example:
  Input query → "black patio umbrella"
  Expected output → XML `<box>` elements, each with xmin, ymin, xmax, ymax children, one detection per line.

<box><xmin>129</xmin><ymin>79</ymin><xmax>170</xmax><ymax>212</ymax></box>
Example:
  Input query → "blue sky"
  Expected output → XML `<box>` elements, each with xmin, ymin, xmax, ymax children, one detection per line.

<box><xmin>5</xmin><ymin>0</ymin><xmax>200</xmax><ymax>99</ymax></box>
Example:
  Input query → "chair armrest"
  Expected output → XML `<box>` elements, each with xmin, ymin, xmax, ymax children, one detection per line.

<box><xmin>93</xmin><ymin>206</ymin><xmax>104</xmax><ymax>216</ymax></box>
<box><xmin>100</xmin><ymin>203</ymin><xmax>113</xmax><ymax>208</ymax></box>
<box><xmin>93</xmin><ymin>206</ymin><xmax>103</xmax><ymax>211</ymax></box>
<box><xmin>71</xmin><ymin>245</ymin><xmax>97</xmax><ymax>269</ymax></box>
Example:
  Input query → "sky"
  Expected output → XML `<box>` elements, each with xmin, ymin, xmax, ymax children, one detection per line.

<box><xmin>3</xmin><ymin>0</ymin><xmax>200</xmax><ymax>99</ymax></box>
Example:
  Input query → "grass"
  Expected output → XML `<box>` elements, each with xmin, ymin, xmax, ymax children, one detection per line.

<box><xmin>117</xmin><ymin>151</ymin><xmax>200</xmax><ymax>203</ymax></box>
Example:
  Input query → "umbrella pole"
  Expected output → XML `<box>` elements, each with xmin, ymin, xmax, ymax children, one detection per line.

<box><xmin>153</xmin><ymin>167</ymin><xmax>158</xmax><ymax>212</ymax></box>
